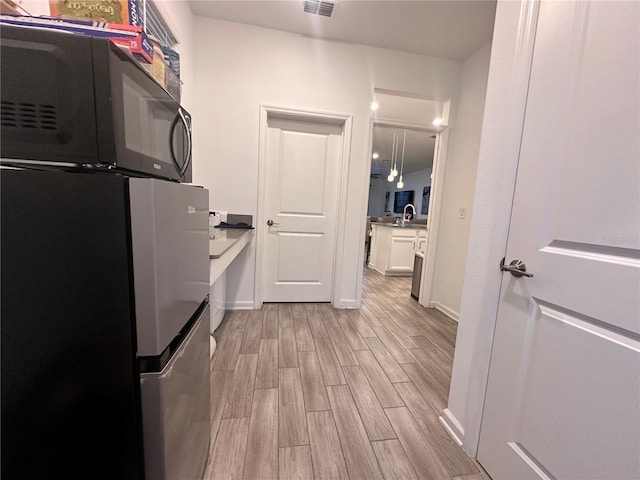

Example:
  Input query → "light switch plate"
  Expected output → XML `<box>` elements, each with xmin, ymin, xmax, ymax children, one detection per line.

<box><xmin>458</xmin><ymin>207</ymin><xmax>467</xmax><ymax>219</ymax></box>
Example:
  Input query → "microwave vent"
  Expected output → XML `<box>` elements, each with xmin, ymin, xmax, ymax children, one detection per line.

<box><xmin>1</xmin><ymin>101</ymin><xmax>57</xmax><ymax>131</ymax></box>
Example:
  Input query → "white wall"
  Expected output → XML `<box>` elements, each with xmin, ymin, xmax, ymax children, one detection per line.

<box><xmin>445</xmin><ymin>0</ymin><xmax>534</xmax><ymax>455</ymax></box>
<box><xmin>367</xmin><ymin>177</ymin><xmax>386</xmax><ymax>217</ymax></box>
<box><xmin>191</xmin><ymin>17</ymin><xmax>462</xmax><ymax>308</ymax></box>
<box><xmin>429</xmin><ymin>42</ymin><xmax>492</xmax><ymax>321</ymax></box>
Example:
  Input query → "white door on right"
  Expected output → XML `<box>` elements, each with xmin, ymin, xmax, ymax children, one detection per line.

<box><xmin>478</xmin><ymin>2</ymin><xmax>639</xmax><ymax>479</ymax></box>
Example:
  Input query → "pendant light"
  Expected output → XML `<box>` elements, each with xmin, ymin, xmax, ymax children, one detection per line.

<box><xmin>397</xmin><ymin>130</ymin><xmax>407</xmax><ymax>188</ymax></box>
<box><xmin>387</xmin><ymin>132</ymin><xmax>397</xmax><ymax>182</ymax></box>
<box><xmin>390</xmin><ymin>131</ymin><xmax>398</xmax><ymax>177</ymax></box>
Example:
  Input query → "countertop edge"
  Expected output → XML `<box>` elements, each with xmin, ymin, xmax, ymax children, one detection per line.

<box><xmin>209</xmin><ymin>228</ymin><xmax>253</xmax><ymax>259</ymax></box>
<box><xmin>371</xmin><ymin>223</ymin><xmax>427</xmax><ymax>230</ymax></box>
<box><xmin>209</xmin><ymin>229</ymin><xmax>253</xmax><ymax>285</ymax></box>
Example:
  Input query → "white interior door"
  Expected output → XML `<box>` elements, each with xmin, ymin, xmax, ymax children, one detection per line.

<box><xmin>478</xmin><ymin>2</ymin><xmax>640</xmax><ymax>479</ymax></box>
<box><xmin>263</xmin><ymin>117</ymin><xmax>342</xmax><ymax>302</ymax></box>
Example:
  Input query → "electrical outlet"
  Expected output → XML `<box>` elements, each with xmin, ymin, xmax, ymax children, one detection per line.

<box><xmin>458</xmin><ymin>207</ymin><xmax>467</xmax><ymax>219</ymax></box>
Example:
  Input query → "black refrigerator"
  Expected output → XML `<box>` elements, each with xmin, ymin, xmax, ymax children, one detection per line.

<box><xmin>1</xmin><ymin>168</ymin><xmax>211</xmax><ymax>480</ymax></box>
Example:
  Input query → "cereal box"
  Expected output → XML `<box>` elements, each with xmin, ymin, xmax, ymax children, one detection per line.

<box><xmin>49</xmin><ymin>0</ymin><xmax>142</xmax><ymax>27</ymax></box>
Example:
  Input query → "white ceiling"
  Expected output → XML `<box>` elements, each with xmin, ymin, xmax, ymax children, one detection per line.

<box><xmin>188</xmin><ymin>0</ymin><xmax>496</xmax><ymax>61</ymax></box>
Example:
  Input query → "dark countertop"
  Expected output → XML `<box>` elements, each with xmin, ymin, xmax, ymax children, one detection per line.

<box><xmin>371</xmin><ymin>222</ymin><xmax>427</xmax><ymax>230</ymax></box>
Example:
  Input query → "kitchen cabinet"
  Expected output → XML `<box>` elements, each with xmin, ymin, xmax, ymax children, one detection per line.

<box><xmin>416</xmin><ymin>230</ymin><xmax>428</xmax><ymax>254</ymax></box>
<box><xmin>368</xmin><ymin>223</ymin><xmax>428</xmax><ymax>276</ymax></box>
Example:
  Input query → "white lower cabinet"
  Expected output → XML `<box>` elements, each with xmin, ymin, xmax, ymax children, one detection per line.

<box><xmin>388</xmin><ymin>235</ymin><xmax>415</xmax><ymax>273</ymax></box>
<box><xmin>209</xmin><ymin>270</ymin><xmax>226</xmax><ymax>332</ymax></box>
<box><xmin>369</xmin><ymin>224</ymin><xmax>427</xmax><ymax>276</ymax></box>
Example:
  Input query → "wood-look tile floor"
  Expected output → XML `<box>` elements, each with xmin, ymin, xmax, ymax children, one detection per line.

<box><xmin>205</xmin><ymin>269</ymin><xmax>488</xmax><ymax>480</ymax></box>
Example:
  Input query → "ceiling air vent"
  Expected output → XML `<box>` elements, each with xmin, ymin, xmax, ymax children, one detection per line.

<box><xmin>303</xmin><ymin>0</ymin><xmax>335</xmax><ymax>18</ymax></box>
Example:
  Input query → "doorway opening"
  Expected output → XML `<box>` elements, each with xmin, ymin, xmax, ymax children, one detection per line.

<box><xmin>362</xmin><ymin>91</ymin><xmax>448</xmax><ymax>308</ymax></box>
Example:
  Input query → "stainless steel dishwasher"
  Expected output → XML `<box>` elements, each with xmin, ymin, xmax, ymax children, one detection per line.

<box><xmin>411</xmin><ymin>251</ymin><xmax>424</xmax><ymax>300</ymax></box>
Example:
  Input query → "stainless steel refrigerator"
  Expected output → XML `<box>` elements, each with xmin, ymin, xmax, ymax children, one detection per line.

<box><xmin>1</xmin><ymin>168</ymin><xmax>210</xmax><ymax>480</ymax></box>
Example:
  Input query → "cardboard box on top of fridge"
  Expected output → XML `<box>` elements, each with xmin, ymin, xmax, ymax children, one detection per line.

<box><xmin>109</xmin><ymin>27</ymin><xmax>153</xmax><ymax>63</ymax></box>
<box><xmin>1</xmin><ymin>13</ymin><xmax>137</xmax><ymax>37</ymax></box>
<box><xmin>161</xmin><ymin>46</ymin><xmax>180</xmax><ymax>78</ymax></box>
<box><xmin>0</xmin><ymin>13</ymin><xmax>153</xmax><ymax>62</ymax></box>
<box><xmin>49</xmin><ymin>0</ymin><xmax>142</xmax><ymax>27</ymax></box>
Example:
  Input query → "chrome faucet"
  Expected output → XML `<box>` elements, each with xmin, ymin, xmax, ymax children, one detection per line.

<box><xmin>402</xmin><ymin>203</ymin><xmax>416</xmax><ymax>226</ymax></box>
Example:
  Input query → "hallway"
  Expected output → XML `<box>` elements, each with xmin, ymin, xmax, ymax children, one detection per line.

<box><xmin>205</xmin><ymin>269</ymin><xmax>487</xmax><ymax>479</ymax></box>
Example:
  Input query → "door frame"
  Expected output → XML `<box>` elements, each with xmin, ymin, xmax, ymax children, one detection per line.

<box><xmin>440</xmin><ymin>0</ymin><xmax>541</xmax><ymax>458</ymax></box>
<box><xmin>362</xmin><ymin>117</ymin><xmax>448</xmax><ymax>310</ymax></box>
<box><xmin>254</xmin><ymin>105</ymin><xmax>353</xmax><ymax>308</ymax></box>
<box><xmin>419</xmin><ymin>128</ymin><xmax>450</xmax><ymax>309</ymax></box>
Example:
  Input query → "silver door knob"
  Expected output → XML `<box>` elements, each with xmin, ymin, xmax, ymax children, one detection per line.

<box><xmin>500</xmin><ymin>259</ymin><xmax>533</xmax><ymax>278</ymax></box>
<box><xmin>267</xmin><ymin>219</ymin><xmax>280</xmax><ymax>226</ymax></box>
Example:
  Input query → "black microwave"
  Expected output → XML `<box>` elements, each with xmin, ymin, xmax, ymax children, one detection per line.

<box><xmin>0</xmin><ymin>25</ymin><xmax>192</xmax><ymax>182</ymax></box>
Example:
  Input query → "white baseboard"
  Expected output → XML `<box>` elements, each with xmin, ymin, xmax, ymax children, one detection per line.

<box><xmin>334</xmin><ymin>299</ymin><xmax>359</xmax><ymax>309</ymax></box>
<box><xmin>439</xmin><ymin>408</ymin><xmax>464</xmax><ymax>447</ymax></box>
<box><xmin>430</xmin><ymin>301</ymin><xmax>460</xmax><ymax>322</ymax></box>
<box><xmin>226</xmin><ymin>300</ymin><xmax>358</xmax><ymax>310</ymax></box>
<box><xmin>225</xmin><ymin>300</ymin><xmax>255</xmax><ymax>310</ymax></box>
